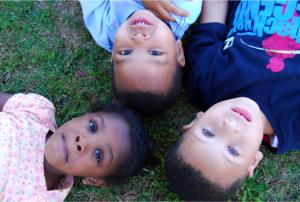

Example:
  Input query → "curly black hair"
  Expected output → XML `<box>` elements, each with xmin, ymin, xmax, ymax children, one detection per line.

<box><xmin>90</xmin><ymin>101</ymin><xmax>154</xmax><ymax>184</ymax></box>
<box><xmin>165</xmin><ymin>136</ymin><xmax>245</xmax><ymax>201</ymax></box>
<box><xmin>111</xmin><ymin>63</ymin><xmax>182</xmax><ymax>116</ymax></box>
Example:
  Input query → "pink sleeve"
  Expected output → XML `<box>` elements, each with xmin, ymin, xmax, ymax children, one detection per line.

<box><xmin>3</xmin><ymin>93</ymin><xmax>57</xmax><ymax>129</ymax></box>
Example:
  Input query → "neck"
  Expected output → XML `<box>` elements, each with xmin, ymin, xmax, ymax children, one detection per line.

<box><xmin>44</xmin><ymin>158</ymin><xmax>64</xmax><ymax>190</ymax></box>
<box><xmin>260</xmin><ymin>111</ymin><xmax>274</xmax><ymax>135</ymax></box>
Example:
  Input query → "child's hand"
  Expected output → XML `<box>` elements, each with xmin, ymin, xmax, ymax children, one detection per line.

<box><xmin>141</xmin><ymin>0</ymin><xmax>188</xmax><ymax>22</ymax></box>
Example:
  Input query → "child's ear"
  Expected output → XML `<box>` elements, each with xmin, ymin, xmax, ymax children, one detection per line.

<box><xmin>110</xmin><ymin>53</ymin><xmax>114</xmax><ymax>63</ymax></box>
<box><xmin>176</xmin><ymin>40</ymin><xmax>185</xmax><ymax>67</ymax></box>
<box><xmin>196</xmin><ymin>111</ymin><xmax>204</xmax><ymax>119</ymax></box>
<box><xmin>82</xmin><ymin>177</ymin><xmax>107</xmax><ymax>187</ymax></box>
<box><xmin>247</xmin><ymin>151</ymin><xmax>263</xmax><ymax>177</ymax></box>
<box><xmin>182</xmin><ymin>112</ymin><xmax>204</xmax><ymax>131</ymax></box>
<box><xmin>111</xmin><ymin>48</ymin><xmax>117</xmax><ymax>63</ymax></box>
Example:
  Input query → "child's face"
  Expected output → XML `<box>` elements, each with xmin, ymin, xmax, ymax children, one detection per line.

<box><xmin>44</xmin><ymin>112</ymin><xmax>130</xmax><ymax>179</ymax></box>
<box><xmin>112</xmin><ymin>10</ymin><xmax>184</xmax><ymax>94</ymax></box>
<box><xmin>178</xmin><ymin>97</ymin><xmax>264</xmax><ymax>188</ymax></box>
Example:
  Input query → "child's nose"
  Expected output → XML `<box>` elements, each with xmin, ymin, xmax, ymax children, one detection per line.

<box><xmin>75</xmin><ymin>135</ymin><xmax>87</xmax><ymax>153</ymax></box>
<box><xmin>130</xmin><ymin>25</ymin><xmax>151</xmax><ymax>40</ymax></box>
<box><xmin>223</xmin><ymin>118</ymin><xmax>241</xmax><ymax>134</ymax></box>
<box><xmin>130</xmin><ymin>32</ymin><xmax>149</xmax><ymax>41</ymax></box>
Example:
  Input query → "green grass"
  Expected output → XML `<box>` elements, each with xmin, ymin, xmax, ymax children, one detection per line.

<box><xmin>1</xmin><ymin>1</ymin><xmax>299</xmax><ymax>201</ymax></box>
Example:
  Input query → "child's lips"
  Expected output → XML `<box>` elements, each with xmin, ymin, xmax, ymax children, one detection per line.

<box><xmin>231</xmin><ymin>107</ymin><xmax>252</xmax><ymax>122</ymax></box>
<box><xmin>61</xmin><ymin>134</ymin><xmax>69</xmax><ymax>163</ymax></box>
<box><xmin>130</xmin><ymin>17</ymin><xmax>153</xmax><ymax>26</ymax></box>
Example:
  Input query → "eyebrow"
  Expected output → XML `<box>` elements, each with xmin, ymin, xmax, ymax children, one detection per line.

<box><xmin>223</xmin><ymin>152</ymin><xmax>240</xmax><ymax>165</ymax></box>
<box><xmin>114</xmin><ymin>57</ymin><xmax>168</xmax><ymax>67</ymax></box>
<box><xmin>114</xmin><ymin>58</ymin><xmax>124</xmax><ymax>65</ymax></box>
<box><xmin>97</xmin><ymin>116</ymin><xmax>114</xmax><ymax>162</ymax></box>
<box><xmin>107</xmin><ymin>144</ymin><xmax>114</xmax><ymax>162</ymax></box>
<box><xmin>98</xmin><ymin>114</ymin><xmax>106</xmax><ymax>131</ymax></box>
<box><xmin>154</xmin><ymin>59</ymin><xmax>168</xmax><ymax>66</ymax></box>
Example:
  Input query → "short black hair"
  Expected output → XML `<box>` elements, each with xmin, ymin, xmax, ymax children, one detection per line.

<box><xmin>165</xmin><ymin>136</ymin><xmax>245</xmax><ymax>201</ymax></box>
<box><xmin>111</xmin><ymin>63</ymin><xmax>182</xmax><ymax>115</ymax></box>
<box><xmin>90</xmin><ymin>101</ymin><xmax>153</xmax><ymax>184</ymax></box>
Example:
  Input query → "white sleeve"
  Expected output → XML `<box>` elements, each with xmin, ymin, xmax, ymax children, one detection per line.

<box><xmin>270</xmin><ymin>135</ymin><xmax>279</xmax><ymax>148</ymax></box>
<box><xmin>79</xmin><ymin>0</ymin><xmax>114</xmax><ymax>52</ymax></box>
<box><xmin>171</xmin><ymin>0</ymin><xmax>203</xmax><ymax>39</ymax></box>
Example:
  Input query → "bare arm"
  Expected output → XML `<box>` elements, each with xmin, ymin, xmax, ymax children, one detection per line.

<box><xmin>0</xmin><ymin>92</ymin><xmax>12</xmax><ymax>111</ymax></box>
<box><xmin>199</xmin><ymin>0</ymin><xmax>228</xmax><ymax>24</ymax></box>
<box><xmin>141</xmin><ymin>0</ymin><xmax>188</xmax><ymax>22</ymax></box>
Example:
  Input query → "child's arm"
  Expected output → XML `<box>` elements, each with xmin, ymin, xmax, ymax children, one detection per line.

<box><xmin>0</xmin><ymin>92</ymin><xmax>12</xmax><ymax>111</ymax></box>
<box><xmin>141</xmin><ymin>0</ymin><xmax>188</xmax><ymax>22</ymax></box>
<box><xmin>199</xmin><ymin>0</ymin><xmax>228</xmax><ymax>24</ymax></box>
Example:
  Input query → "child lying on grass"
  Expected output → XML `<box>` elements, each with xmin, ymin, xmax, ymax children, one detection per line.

<box><xmin>79</xmin><ymin>0</ymin><xmax>202</xmax><ymax>115</ymax></box>
<box><xmin>165</xmin><ymin>0</ymin><xmax>300</xmax><ymax>200</ymax></box>
<box><xmin>0</xmin><ymin>92</ymin><xmax>151</xmax><ymax>201</ymax></box>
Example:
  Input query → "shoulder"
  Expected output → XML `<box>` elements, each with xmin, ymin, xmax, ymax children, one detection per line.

<box><xmin>46</xmin><ymin>175</ymin><xmax>74</xmax><ymax>201</ymax></box>
<box><xmin>3</xmin><ymin>93</ymin><xmax>56</xmax><ymax>129</ymax></box>
<box><xmin>79</xmin><ymin>0</ymin><xmax>143</xmax><ymax>52</ymax></box>
<box><xmin>79</xmin><ymin>0</ymin><xmax>109</xmax><ymax>15</ymax></box>
<box><xmin>187</xmin><ymin>23</ymin><xmax>227</xmax><ymax>66</ymax></box>
<box><xmin>3</xmin><ymin>93</ymin><xmax>54</xmax><ymax>111</ymax></box>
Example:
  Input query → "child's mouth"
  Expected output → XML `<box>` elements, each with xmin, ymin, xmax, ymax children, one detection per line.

<box><xmin>231</xmin><ymin>107</ymin><xmax>252</xmax><ymax>122</ymax></box>
<box><xmin>62</xmin><ymin>134</ymin><xmax>69</xmax><ymax>162</ymax></box>
<box><xmin>130</xmin><ymin>17</ymin><xmax>153</xmax><ymax>26</ymax></box>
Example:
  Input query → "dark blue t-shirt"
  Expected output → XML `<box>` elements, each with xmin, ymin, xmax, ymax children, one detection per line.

<box><xmin>187</xmin><ymin>0</ymin><xmax>300</xmax><ymax>154</ymax></box>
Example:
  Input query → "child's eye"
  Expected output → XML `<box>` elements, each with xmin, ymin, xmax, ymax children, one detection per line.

<box><xmin>89</xmin><ymin>120</ymin><xmax>97</xmax><ymax>134</ymax></box>
<box><xmin>119</xmin><ymin>49</ymin><xmax>131</xmax><ymax>55</ymax></box>
<box><xmin>202</xmin><ymin>128</ymin><xmax>215</xmax><ymax>137</ymax></box>
<box><xmin>149</xmin><ymin>50</ymin><xmax>162</xmax><ymax>56</ymax></box>
<box><xmin>228</xmin><ymin>146</ymin><xmax>239</xmax><ymax>157</ymax></box>
<box><xmin>95</xmin><ymin>148</ymin><xmax>103</xmax><ymax>164</ymax></box>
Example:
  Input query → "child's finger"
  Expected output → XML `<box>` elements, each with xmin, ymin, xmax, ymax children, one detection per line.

<box><xmin>168</xmin><ymin>3</ymin><xmax>189</xmax><ymax>17</ymax></box>
<box><xmin>158</xmin><ymin>8</ymin><xmax>176</xmax><ymax>22</ymax></box>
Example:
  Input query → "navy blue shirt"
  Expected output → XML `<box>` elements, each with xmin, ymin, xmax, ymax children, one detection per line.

<box><xmin>187</xmin><ymin>0</ymin><xmax>300</xmax><ymax>154</ymax></box>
